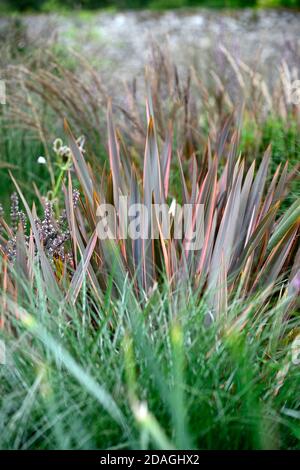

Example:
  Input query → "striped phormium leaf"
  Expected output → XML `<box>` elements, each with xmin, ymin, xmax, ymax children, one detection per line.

<box><xmin>61</xmin><ymin>102</ymin><xmax>299</xmax><ymax>317</ymax></box>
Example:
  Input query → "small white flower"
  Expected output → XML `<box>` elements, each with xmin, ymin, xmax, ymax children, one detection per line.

<box><xmin>37</xmin><ymin>156</ymin><xmax>46</xmax><ymax>164</ymax></box>
<box><xmin>134</xmin><ymin>402</ymin><xmax>148</xmax><ymax>422</ymax></box>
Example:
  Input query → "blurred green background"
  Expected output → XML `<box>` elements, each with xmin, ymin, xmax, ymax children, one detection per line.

<box><xmin>1</xmin><ymin>0</ymin><xmax>300</xmax><ymax>13</ymax></box>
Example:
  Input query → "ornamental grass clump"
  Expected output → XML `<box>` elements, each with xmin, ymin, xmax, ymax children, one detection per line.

<box><xmin>0</xmin><ymin>97</ymin><xmax>299</xmax><ymax>323</ymax></box>
<box><xmin>58</xmin><ymin>100</ymin><xmax>299</xmax><ymax>317</ymax></box>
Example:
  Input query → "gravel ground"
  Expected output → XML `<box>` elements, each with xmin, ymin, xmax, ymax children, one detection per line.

<box><xmin>1</xmin><ymin>9</ymin><xmax>300</xmax><ymax>92</ymax></box>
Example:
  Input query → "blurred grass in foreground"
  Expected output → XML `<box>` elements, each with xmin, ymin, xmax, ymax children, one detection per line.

<box><xmin>0</xmin><ymin>275</ymin><xmax>300</xmax><ymax>449</ymax></box>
